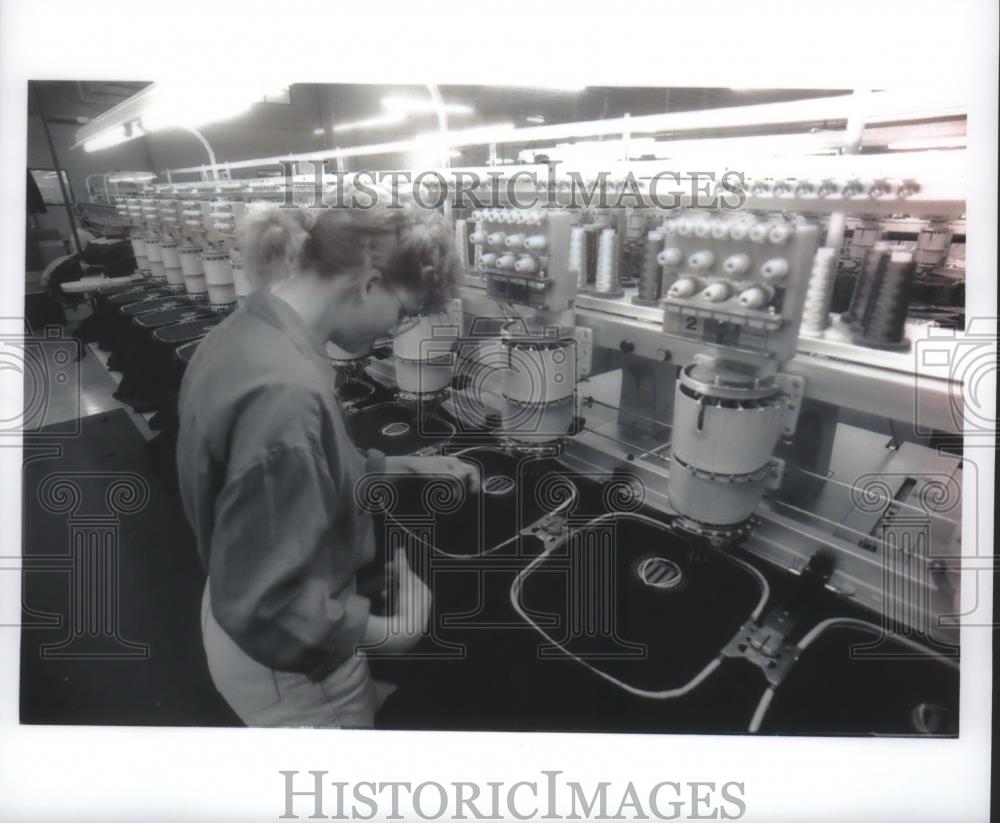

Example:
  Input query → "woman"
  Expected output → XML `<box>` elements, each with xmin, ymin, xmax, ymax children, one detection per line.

<box><xmin>176</xmin><ymin>196</ymin><xmax>478</xmax><ymax>727</ymax></box>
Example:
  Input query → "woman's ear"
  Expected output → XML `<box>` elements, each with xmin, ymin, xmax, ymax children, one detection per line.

<box><xmin>358</xmin><ymin>267</ymin><xmax>383</xmax><ymax>298</ymax></box>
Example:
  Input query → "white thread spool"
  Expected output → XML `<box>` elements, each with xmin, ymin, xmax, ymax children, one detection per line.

<box><xmin>505</xmin><ymin>233</ymin><xmax>525</xmax><ymax>249</ymax></box>
<box><xmin>800</xmin><ymin>247</ymin><xmax>838</xmax><ymax>334</ymax></box>
<box><xmin>481</xmin><ymin>252</ymin><xmax>498</xmax><ymax>268</ymax></box>
<box><xmin>497</xmin><ymin>254</ymin><xmax>516</xmax><ymax>270</ymax></box>
<box><xmin>473</xmin><ymin>220</ymin><xmax>484</xmax><ymax>269</ymax></box>
<box><xmin>594</xmin><ymin>228</ymin><xmax>620</xmax><ymax>294</ymax></box>
<box><xmin>487</xmin><ymin>232</ymin><xmax>506</xmax><ymax>248</ymax></box>
<box><xmin>454</xmin><ymin>219</ymin><xmax>469</xmax><ymax>268</ymax></box>
<box><xmin>568</xmin><ymin>226</ymin><xmax>588</xmax><ymax>287</ymax></box>
<box><xmin>523</xmin><ymin>235</ymin><xmax>547</xmax><ymax>251</ymax></box>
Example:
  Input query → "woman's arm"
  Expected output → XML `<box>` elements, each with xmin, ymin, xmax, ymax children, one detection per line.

<box><xmin>382</xmin><ymin>455</ymin><xmax>481</xmax><ymax>494</ymax></box>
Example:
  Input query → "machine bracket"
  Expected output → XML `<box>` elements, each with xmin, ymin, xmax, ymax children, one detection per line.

<box><xmin>523</xmin><ymin>512</ymin><xmax>570</xmax><ymax>544</ymax></box>
<box><xmin>765</xmin><ymin>457</ymin><xmax>786</xmax><ymax>490</ymax></box>
<box><xmin>573</xmin><ymin>325</ymin><xmax>594</xmax><ymax>379</ymax></box>
<box><xmin>775</xmin><ymin>372</ymin><xmax>806</xmax><ymax>437</ymax></box>
<box><xmin>722</xmin><ymin>608</ymin><xmax>800</xmax><ymax>688</ymax></box>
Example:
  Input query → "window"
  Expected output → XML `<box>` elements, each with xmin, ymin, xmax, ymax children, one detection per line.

<box><xmin>29</xmin><ymin>168</ymin><xmax>74</xmax><ymax>205</ymax></box>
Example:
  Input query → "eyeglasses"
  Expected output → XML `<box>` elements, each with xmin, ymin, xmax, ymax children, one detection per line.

<box><xmin>383</xmin><ymin>281</ymin><xmax>423</xmax><ymax>337</ymax></box>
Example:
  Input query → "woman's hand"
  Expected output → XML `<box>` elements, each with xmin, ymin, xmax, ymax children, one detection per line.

<box><xmin>385</xmin><ymin>455</ymin><xmax>481</xmax><ymax>495</ymax></box>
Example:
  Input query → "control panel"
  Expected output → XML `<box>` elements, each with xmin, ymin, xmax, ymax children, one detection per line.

<box><xmin>659</xmin><ymin>211</ymin><xmax>819</xmax><ymax>367</ymax></box>
<box><xmin>470</xmin><ymin>209</ymin><xmax>576</xmax><ymax>312</ymax></box>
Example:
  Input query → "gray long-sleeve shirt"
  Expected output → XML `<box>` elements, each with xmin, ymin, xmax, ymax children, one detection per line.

<box><xmin>176</xmin><ymin>290</ymin><xmax>384</xmax><ymax>678</ymax></box>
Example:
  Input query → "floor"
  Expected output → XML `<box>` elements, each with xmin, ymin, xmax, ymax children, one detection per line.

<box><xmin>19</xmin><ymin>298</ymin><xmax>240</xmax><ymax>726</ymax></box>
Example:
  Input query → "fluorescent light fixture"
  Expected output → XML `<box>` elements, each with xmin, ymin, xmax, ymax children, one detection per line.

<box><xmin>333</xmin><ymin>112</ymin><xmax>406</xmax><ymax>133</ymax></box>
<box><xmin>313</xmin><ymin>127</ymin><xmax>325</xmax><ymax>135</ymax></box>
<box><xmin>108</xmin><ymin>171</ymin><xmax>157</xmax><ymax>183</ymax></box>
<box><xmin>164</xmin><ymin>91</ymin><xmax>966</xmax><ymax>177</ymax></box>
<box><xmin>84</xmin><ymin>126</ymin><xmax>128</xmax><ymax>152</ymax></box>
<box><xmin>381</xmin><ymin>95</ymin><xmax>473</xmax><ymax>116</ymax></box>
<box><xmin>886</xmin><ymin>137</ymin><xmax>967</xmax><ymax>150</ymax></box>
<box><xmin>74</xmin><ymin>81</ymin><xmax>290</xmax><ymax>150</ymax></box>
<box><xmin>525</xmin><ymin>115</ymin><xmax>545</xmax><ymax>124</ymax></box>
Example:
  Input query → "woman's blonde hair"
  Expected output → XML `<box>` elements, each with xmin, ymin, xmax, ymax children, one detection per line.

<box><xmin>238</xmin><ymin>189</ymin><xmax>459</xmax><ymax>312</ymax></box>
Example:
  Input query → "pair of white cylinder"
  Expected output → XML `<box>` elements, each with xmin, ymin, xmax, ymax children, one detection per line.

<box><xmin>201</xmin><ymin>251</ymin><xmax>237</xmax><ymax>306</ymax></box>
<box><xmin>180</xmin><ymin>246</ymin><xmax>207</xmax><ymax>296</ymax></box>
<box><xmin>393</xmin><ymin>300</ymin><xmax>462</xmax><ymax>398</ymax></box>
<box><xmin>160</xmin><ymin>240</ymin><xmax>184</xmax><ymax>287</ymax></box>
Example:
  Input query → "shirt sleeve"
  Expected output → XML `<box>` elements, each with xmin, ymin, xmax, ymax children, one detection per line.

<box><xmin>207</xmin><ymin>443</ymin><xmax>371</xmax><ymax>679</ymax></box>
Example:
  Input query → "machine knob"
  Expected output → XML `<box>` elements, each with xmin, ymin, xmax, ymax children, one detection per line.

<box><xmin>761</xmin><ymin>258</ymin><xmax>789</xmax><ymax>281</ymax></box>
<box><xmin>687</xmin><ymin>250</ymin><xmax>714</xmax><ymax>271</ymax></box>
<box><xmin>513</xmin><ymin>256</ymin><xmax>538</xmax><ymax>274</ymax></box>
<box><xmin>710</xmin><ymin>219</ymin><xmax>730</xmax><ymax>239</ymax></box>
<box><xmin>701</xmin><ymin>282</ymin><xmax>734</xmax><ymax>302</ymax></box>
<box><xmin>658</xmin><ymin>247</ymin><xmax>683</xmax><ymax>267</ymax></box>
<box><xmin>619</xmin><ymin>340</ymin><xmax>635</xmax><ymax>353</ymax></box>
<box><xmin>738</xmin><ymin>284</ymin><xmax>774</xmax><ymax>309</ymax></box>
<box><xmin>722</xmin><ymin>254</ymin><xmax>751</xmax><ymax>276</ymax></box>
<box><xmin>767</xmin><ymin>224</ymin><xmax>792</xmax><ymax>244</ymax></box>
<box><xmin>667</xmin><ymin>276</ymin><xmax>704</xmax><ymax>299</ymax></box>
<box><xmin>729</xmin><ymin>222</ymin><xmax>750</xmax><ymax>241</ymax></box>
